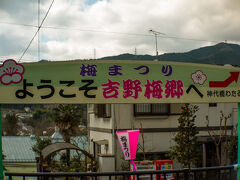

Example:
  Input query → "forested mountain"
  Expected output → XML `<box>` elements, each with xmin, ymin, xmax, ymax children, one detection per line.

<box><xmin>100</xmin><ymin>43</ymin><xmax>240</xmax><ymax>65</ymax></box>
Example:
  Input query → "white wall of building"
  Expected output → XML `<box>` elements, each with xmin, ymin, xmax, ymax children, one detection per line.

<box><xmin>89</xmin><ymin>131</ymin><xmax>114</xmax><ymax>154</ymax></box>
<box><xmin>89</xmin><ymin>112</ymin><xmax>113</xmax><ymax>129</ymax></box>
<box><xmin>88</xmin><ymin>103</ymin><xmax>238</xmax><ymax>171</ymax></box>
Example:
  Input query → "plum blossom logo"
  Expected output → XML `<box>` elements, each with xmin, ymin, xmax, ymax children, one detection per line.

<box><xmin>191</xmin><ymin>70</ymin><xmax>207</xmax><ymax>85</ymax></box>
<box><xmin>0</xmin><ymin>59</ymin><xmax>25</xmax><ymax>85</ymax></box>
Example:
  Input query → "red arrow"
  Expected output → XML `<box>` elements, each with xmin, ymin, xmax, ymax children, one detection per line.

<box><xmin>209</xmin><ymin>72</ymin><xmax>239</xmax><ymax>88</ymax></box>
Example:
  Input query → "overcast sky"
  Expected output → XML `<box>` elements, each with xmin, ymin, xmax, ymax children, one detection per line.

<box><xmin>0</xmin><ymin>0</ymin><xmax>240</xmax><ymax>62</ymax></box>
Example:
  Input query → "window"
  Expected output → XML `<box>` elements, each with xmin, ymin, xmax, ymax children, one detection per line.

<box><xmin>94</xmin><ymin>104</ymin><xmax>111</xmax><ymax>118</ymax></box>
<box><xmin>97</xmin><ymin>144</ymin><xmax>101</xmax><ymax>154</ymax></box>
<box><xmin>134</xmin><ymin>104</ymin><xmax>170</xmax><ymax>116</ymax></box>
<box><xmin>209</xmin><ymin>103</ymin><xmax>217</xmax><ymax>107</ymax></box>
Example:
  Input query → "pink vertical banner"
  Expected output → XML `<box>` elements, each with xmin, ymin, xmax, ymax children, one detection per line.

<box><xmin>116</xmin><ymin>130</ymin><xmax>139</xmax><ymax>160</ymax></box>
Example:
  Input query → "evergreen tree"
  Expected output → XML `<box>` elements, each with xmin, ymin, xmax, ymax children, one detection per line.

<box><xmin>169</xmin><ymin>104</ymin><xmax>200</xmax><ymax>168</ymax></box>
<box><xmin>31</xmin><ymin>108</ymin><xmax>54</xmax><ymax>135</ymax></box>
<box><xmin>2</xmin><ymin>113</ymin><xmax>19</xmax><ymax>135</ymax></box>
<box><xmin>53</xmin><ymin>104</ymin><xmax>83</xmax><ymax>166</ymax></box>
<box><xmin>32</xmin><ymin>136</ymin><xmax>52</xmax><ymax>155</ymax></box>
<box><xmin>53</xmin><ymin>104</ymin><xmax>83</xmax><ymax>142</ymax></box>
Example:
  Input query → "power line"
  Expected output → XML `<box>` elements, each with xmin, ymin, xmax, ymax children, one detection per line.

<box><xmin>0</xmin><ymin>21</ymin><xmax>38</xmax><ymax>28</ymax></box>
<box><xmin>0</xmin><ymin>21</ymin><xmax>220</xmax><ymax>43</ymax></box>
<box><xmin>158</xmin><ymin>34</ymin><xmax>219</xmax><ymax>43</ymax></box>
<box><xmin>18</xmin><ymin>0</ymin><xmax>54</xmax><ymax>62</ymax></box>
<box><xmin>42</xmin><ymin>26</ymin><xmax>221</xmax><ymax>43</ymax></box>
<box><xmin>43</xmin><ymin>25</ymin><xmax>152</xmax><ymax>37</ymax></box>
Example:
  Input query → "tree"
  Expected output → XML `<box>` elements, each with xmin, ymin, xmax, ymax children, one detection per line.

<box><xmin>206</xmin><ymin>111</ymin><xmax>232</xmax><ymax>165</ymax></box>
<box><xmin>2</xmin><ymin>113</ymin><xmax>19</xmax><ymax>135</ymax></box>
<box><xmin>169</xmin><ymin>104</ymin><xmax>200</xmax><ymax>168</ymax></box>
<box><xmin>3</xmin><ymin>154</ymin><xmax>6</xmax><ymax>171</ymax></box>
<box><xmin>137</xmin><ymin>122</ymin><xmax>146</xmax><ymax>160</ymax></box>
<box><xmin>53</xmin><ymin>104</ymin><xmax>83</xmax><ymax>165</ymax></box>
<box><xmin>31</xmin><ymin>108</ymin><xmax>54</xmax><ymax>135</ymax></box>
<box><xmin>32</xmin><ymin>136</ymin><xmax>53</xmax><ymax>172</ymax></box>
<box><xmin>229</xmin><ymin>124</ymin><xmax>237</xmax><ymax>164</ymax></box>
<box><xmin>32</xmin><ymin>136</ymin><xmax>52</xmax><ymax>155</ymax></box>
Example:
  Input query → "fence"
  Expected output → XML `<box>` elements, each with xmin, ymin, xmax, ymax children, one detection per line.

<box><xmin>5</xmin><ymin>165</ymin><xmax>237</xmax><ymax>180</ymax></box>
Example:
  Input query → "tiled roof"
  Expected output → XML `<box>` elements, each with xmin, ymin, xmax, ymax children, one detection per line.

<box><xmin>2</xmin><ymin>136</ymin><xmax>88</xmax><ymax>163</ymax></box>
<box><xmin>2</xmin><ymin>136</ymin><xmax>36</xmax><ymax>162</ymax></box>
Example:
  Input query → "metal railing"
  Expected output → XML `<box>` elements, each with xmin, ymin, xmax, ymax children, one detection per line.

<box><xmin>5</xmin><ymin>165</ymin><xmax>236</xmax><ymax>180</ymax></box>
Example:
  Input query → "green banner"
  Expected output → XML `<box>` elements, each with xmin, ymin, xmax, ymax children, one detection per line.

<box><xmin>0</xmin><ymin>59</ymin><xmax>240</xmax><ymax>104</ymax></box>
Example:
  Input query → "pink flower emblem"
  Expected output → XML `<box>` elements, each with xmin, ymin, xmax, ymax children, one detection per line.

<box><xmin>0</xmin><ymin>59</ymin><xmax>25</xmax><ymax>85</ymax></box>
<box><xmin>191</xmin><ymin>70</ymin><xmax>207</xmax><ymax>85</ymax></box>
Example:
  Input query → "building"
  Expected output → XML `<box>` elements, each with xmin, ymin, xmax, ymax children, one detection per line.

<box><xmin>88</xmin><ymin>103</ymin><xmax>238</xmax><ymax>171</ymax></box>
<box><xmin>2</xmin><ymin>136</ymin><xmax>37</xmax><ymax>174</ymax></box>
<box><xmin>2</xmin><ymin>134</ymin><xmax>88</xmax><ymax>174</ymax></box>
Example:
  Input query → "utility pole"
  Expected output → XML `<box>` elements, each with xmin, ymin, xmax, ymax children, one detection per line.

<box><xmin>38</xmin><ymin>0</ymin><xmax>40</xmax><ymax>61</ymax></box>
<box><xmin>94</xmin><ymin>48</ymin><xmax>96</xmax><ymax>60</ymax></box>
<box><xmin>149</xmin><ymin>29</ymin><xmax>165</xmax><ymax>59</ymax></box>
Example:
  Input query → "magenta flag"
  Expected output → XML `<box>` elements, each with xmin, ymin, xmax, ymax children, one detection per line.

<box><xmin>116</xmin><ymin>130</ymin><xmax>139</xmax><ymax>160</ymax></box>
